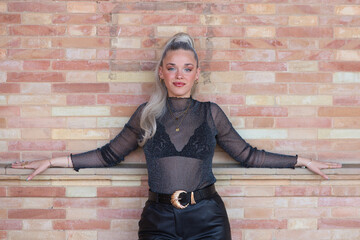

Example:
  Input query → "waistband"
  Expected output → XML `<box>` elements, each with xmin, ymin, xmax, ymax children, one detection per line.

<box><xmin>148</xmin><ymin>184</ymin><xmax>217</xmax><ymax>209</ymax></box>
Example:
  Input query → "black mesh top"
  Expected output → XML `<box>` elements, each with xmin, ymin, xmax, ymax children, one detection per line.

<box><xmin>72</xmin><ymin>97</ymin><xmax>297</xmax><ymax>194</ymax></box>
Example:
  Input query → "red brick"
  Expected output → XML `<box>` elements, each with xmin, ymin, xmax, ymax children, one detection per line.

<box><xmin>177</xmin><ymin>15</ymin><xmax>199</xmax><ymax>25</ymax></box>
<box><xmin>289</xmin><ymin>83</ymin><xmax>317</xmax><ymax>94</ymax></box>
<box><xmin>9</xmin><ymin>25</ymin><xmax>66</xmax><ymax>36</ymax></box>
<box><xmin>276</xmin><ymin>73</ymin><xmax>332</xmax><ymax>83</ymax></box>
<box><xmin>0</xmin><ymin>187</ymin><xmax>5</xmax><ymax>197</ymax></box>
<box><xmin>231</xmin><ymin>39</ymin><xmax>287</xmax><ymax>49</ymax></box>
<box><xmin>232</xmin><ymin>16</ymin><xmax>288</xmax><ymax>26</ymax></box>
<box><xmin>111</xmin><ymin>106</ymin><xmax>138</xmax><ymax>117</ymax></box>
<box><xmin>0</xmin><ymin>60</ymin><xmax>22</xmax><ymax>71</ymax></box>
<box><xmin>332</xmin><ymin>186</ymin><xmax>360</xmax><ymax>196</ymax></box>
<box><xmin>7</xmin><ymin>72</ymin><xmax>65</xmax><ymax>82</ymax></box>
<box><xmin>0</xmin><ymin>14</ymin><xmax>21</xmax><ymax>24</ymax></box>
<box><xmin>67</xmin><ymin>95</ymin><xmax>96</xmax><ymax>106</ymax></box>
<box><xmin>275</xmin><ymin>140</ymin><xmax>317</xmax><ymax>152</ymax></box>
<box><xmin>115</xmin><ymin>50</ymin><xmax>156</xmax><ymax>61</ymax></box>
<box><xmin>53</xmin><ymin>220</ymin><xmax>111</xmax><ymax>230</ymax></box>
<box><xmin>0</xmin><ymin>231</ymin><xmax>6</xmax><ymax>239</ymax></box>
<box><xmin>109</xmin><ymin>83</ymin><xmax>153</xmax><ymax>95</ymax></box>
<box><xmin>198</xmin><ymin>50</ymin><xmax>245</xmax><ymax>61</ymax></box>
<box><xmin>97</xmin><ymin>186</ymin><xmax>148</xmax><ymax>197</ymax></box>
<box><xmin>319</xmin><ymin>219</ymin><xmax>360</xmax><ymax>229</ymax></box>
<box><xmin>52</xmin><ymin>61</ymin><xmax>109</xmax><ymax>70</ymax></box>
<box><xmin>275</xmin><ymin>186</ymin><xmax>331</xmax><ymax>196</ymax></box>
<box><xmin>0</xmin><ymin>220</ymin><xmax>22</xmax><ymax>230</ymax></box>
<box><xmin>200</xmin><ymin>61</ymin><xmax>230</xmax><ymax>71</ymax></box>
<box><xmin>23</xmin><ymin>60</ymin><xmax>51</xmax><ymax>70</ymax></box>
<box><xmin>214</xmin><ymin>3</ymin><xmax>245</xmax><ymax>14</ymax></box>
<box><xmin>277</xmin><ymin>27</ymin><xmax>333</xmax><ymax>38</ymax></box>
<box><xmin>0</xmin><ymin>153</ymin><xmax>20</xmax><ymax>163</ymax></box>
<box><xmin>8</xmin><ymin>117</ymin><xmax>66</xmax><ymax>128</ymax></box>
<box><xmin>246</xmin><ymin>118</ymin><xmax>274</xmax><ymax>128</ymax></box>
<box><xmin>53</xmin><ymin>14</ymin><xmax>111</xmax><ymax>24</ymax></box>
<box><xmin>53</xmin><ymin>198</ymin><xmax>110</xmax><ymax>208</ymax></box>
<box><xmin>52</xmin><ymin>83</ymin><xmax>109</xmax><ymax>93</ymax></box>
<box><xmin>52</xmin><ymin>38</ymin><xmax>109</xmax><ymax>48</ymax></box>
<box><xmin>97</xmin><ymin>95</ymin><xmax>149</xmax><ymax>105</ymax></box>
<box><xmin>8</xmin><ymin>2</ymin><xmax>66</xmax><ymax>12</ymax></box>
<box><xmin>8</xmin><ymin>209</ymin><xmax>66</xmax><ymax>219</ymax></box>
<box><xmin>98</xmin><ymin>209</ymin><xmax>142</xmax><ymax>219</ymax></box>
<box><xmin>8</xmin><ymin>187</ymin><xmax>66</xmax><ymax>197</ymax></box>
<box><xmin>207</xmin><ymin>27</ymin><xmax>245</xmax><ymax>37</ymax></box>
<box><xmin>319</xmin><ymin>197</ymin><xmax>360</xmax><ymax>207</ymax></box>
<box><xmin>276</xmin><ymin>118</ymin><xmax>331</xmax><ymax>128</ymax></box>
<box><xmin>196</xmin><ymin>95</ymin><xmax>245</xmax><ymax>105</ymax></box>
<box><xmin>0</xmin><ymin>83</ymin><xmax>20</xmax><ymax>93</ymax></box>
<box><xmin>142</xmin><ymin>15</ymin><xmax>177</xmax><ymax>25</ymax></box>
<box><xmin>0</xmin><ymin>106</ymin><xmax>20</xmax><ymax>117</ymax></box>
<box><xmin>289</xmin><ymin>39</ymin><xmax>318</xmax><ymax>49</ymax></box>
<box><xmin>0</xmin><ymin>118</ymin><xmax>5</xmax><ymax>128</ymax></box>
<box><xmin>231</xmin><ymin>62</ymin><xmax>287</xmax><ymax>71</ymax></box>
<box><xmin>319</xmin><ymin>107</ymin><xmax>360</xmax><ymax>117</ymax></box>
<box><xmin>277</xmin><ymin>5</ymin><xmax>322</xmax><ymax>14</ymax></box>
<box><xmin>0</xmin><ymin>37</ymin><xmax>21</xmax><ymax>48</ymax></box>
<box><xmin>319</xmin><ymin>16</ymin><xmax>360</xmax><ymax>26</ymax></box>
<box><xmin>98</xmin><ymin>26</ymin><xmax>154</xmax><ymax>37</ymax></box>
<box><xmin>230</xmin><ymin>106</ymin><xmax>288</xmax><ymax>117</ymax></box>
<box><xmin>217</xmin><ymin>186</ymin><xmax>244</xmax><ymax>197</ymax></box>
<box><xmin>320</xmin><ymin>40</ymin><xmax>360</xmax><ymax>50</ymax></box>
<box><xmin>334</xmin><ymin>96</ymin><xmax>360</xmax><ymax>106</ymax></box>
<box><xmin>275</xmin><ymin>208</ymin><xmax>330</xmax><ymax>218</ymax></box>
<box><xmin>8</xmin><ymin>140</ymin><xmax>66</xmax><ymax>151</ymax></box>
<box><xmin>230</xmin><ymin>219</ymin><xmax>287</xmax><ymax>229</ymax></box>
<box><xmin>232</xmin><ymin>84</ymin><xmax>287</xmax><ymax>95</ymax></box>
<box><xmin>8</xmin><ymin>49</ymin><xmax>64</xmax><ymax>59</ymax></box>
<box><xmin>277</xmin><ymin>50</ymin><xmax>333</xmax><ymax>61</ymax></box>
<box><xmin>334</xmin><ymin>118</ymin><xmax>360</xmax><ymax>128</ymax></box>
<box><xmin>320</xmin><ymin>62</ymin><xmax>360</xmax><ymax>72</ymax></box>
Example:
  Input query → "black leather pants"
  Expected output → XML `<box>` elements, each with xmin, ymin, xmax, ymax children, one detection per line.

<box><xmin>138</xmin><ymin>193</ymin><xmax>231</xmax><ymax>240</ymax></box>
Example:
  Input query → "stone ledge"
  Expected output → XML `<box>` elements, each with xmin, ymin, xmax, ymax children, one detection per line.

<box><xmin>1</xmin><ymin>163</ymin><xmax>359</xmax><ymax>181</ymax></box>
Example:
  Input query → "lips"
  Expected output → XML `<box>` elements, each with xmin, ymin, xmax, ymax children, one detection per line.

<box><xmin>173</xmin><ymin>82</ymin><xmax>185</xmax><ymax>87</ymax></box>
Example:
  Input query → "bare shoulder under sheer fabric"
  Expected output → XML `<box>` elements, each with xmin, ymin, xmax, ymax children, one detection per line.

<box><xmin>71</xmin><ymin>97</ymin><xmax>297</xmax><ymax>194</ymax></box>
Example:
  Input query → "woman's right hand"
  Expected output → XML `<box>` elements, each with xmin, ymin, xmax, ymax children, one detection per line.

<box><xmin>12</xmin><ymin>159</ymin><xmax>52</xmax><ymax>181</ymax></box>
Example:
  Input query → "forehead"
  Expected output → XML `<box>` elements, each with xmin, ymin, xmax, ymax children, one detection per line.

<box><xmin>163</xmin><ymin>49</ymin><xmax>197</xmax><ymax>64</ymax></box>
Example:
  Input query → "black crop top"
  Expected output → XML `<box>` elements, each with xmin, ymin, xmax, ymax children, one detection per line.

<box><xmin>71</xmin><ymin>97</ymin><xmax>297</xmax><ymax>194</ymax></box>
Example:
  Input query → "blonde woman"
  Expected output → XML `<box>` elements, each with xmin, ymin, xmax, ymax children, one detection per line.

<box><xmin>13</xmin><ymin>33</ymin><xmax>341</xmax><ymax>239</ymax></box>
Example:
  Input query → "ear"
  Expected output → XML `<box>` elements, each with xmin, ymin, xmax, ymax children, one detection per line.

<box><xmin>158</xmin><ymin>66</ymin><xmax>164</xmax><ymax>79</ymax></box>
<box><xmin>196</xmin><ymin>67</ymin><xmax>201</xmax><ymax>80</ymax></box>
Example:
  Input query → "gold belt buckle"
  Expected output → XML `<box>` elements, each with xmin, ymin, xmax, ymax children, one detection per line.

<box><xmin>170</xmin><ymin>190</ymin><xmax>197</xmax><ymax>209</ymax></box>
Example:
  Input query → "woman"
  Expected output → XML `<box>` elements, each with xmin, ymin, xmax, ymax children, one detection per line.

<box><xmin>12</xmin><ymin>33</ymin><xmax>342</xmax><ymax>239</ymax></box>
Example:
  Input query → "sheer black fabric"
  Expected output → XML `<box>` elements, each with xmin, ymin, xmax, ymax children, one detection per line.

<box><xmin>72</xmin><ymin>97</ymin><xmax>297</xmax><ymax>194</ymax></box>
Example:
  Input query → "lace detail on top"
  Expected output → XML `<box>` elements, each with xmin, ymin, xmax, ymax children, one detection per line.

<box><xmin>71</xmin><ymin>97</ymin><xmax>297</xmax><ymax>194</ymax></box>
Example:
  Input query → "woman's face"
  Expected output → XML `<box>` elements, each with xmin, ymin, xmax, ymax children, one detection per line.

<box><xmin>159</xmin><ymin>49</ymin><xmax>200</xmax><ymax>98</ymax></box>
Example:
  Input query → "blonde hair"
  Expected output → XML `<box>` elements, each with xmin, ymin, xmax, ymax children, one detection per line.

<box><xmin>139</xmin><ymin>33</ymin><xmax>199</xmax><ymax>146</ymax></box>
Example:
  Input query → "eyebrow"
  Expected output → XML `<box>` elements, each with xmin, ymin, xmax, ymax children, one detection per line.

<box><xmin>166</xmin><ymin>63</ymin><xmax>194</xmax><ymax>66</ymax></box>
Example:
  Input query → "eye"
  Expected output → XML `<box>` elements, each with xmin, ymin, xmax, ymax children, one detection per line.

<box><xmin>184</xmin><ymin>68</ymin><xmax>192</xmax><ymax>72</ymax></box>
<box><xmin>167</xmin><ymin>67</ymin><xmax>176</xmax><ymax>71</ymax></box>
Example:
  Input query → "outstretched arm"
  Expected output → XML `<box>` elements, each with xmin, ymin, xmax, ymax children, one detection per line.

<box><xmin>12</xmin><ymin>155</ymin><xmax>73</xmax><ymax>181</ymax></box>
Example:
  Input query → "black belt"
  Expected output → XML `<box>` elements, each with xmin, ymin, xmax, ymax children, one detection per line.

<box><xmin>148</xmin><ymin>184</ymin><xmax>217</xmax><ymax>209</ymax></box>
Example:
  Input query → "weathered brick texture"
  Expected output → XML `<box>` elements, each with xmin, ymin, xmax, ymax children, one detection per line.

<box><xmin>1</xmin><ymin>0</ymin><xmax>360</xmax><ymax>239</ymax></box>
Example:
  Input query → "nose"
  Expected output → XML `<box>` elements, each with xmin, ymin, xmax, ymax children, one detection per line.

<box><xmin>176</xmin><ymin>71</ymin><xmax>183</xmax><ymax>79</ymax></box>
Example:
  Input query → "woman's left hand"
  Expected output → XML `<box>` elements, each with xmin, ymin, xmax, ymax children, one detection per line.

<box><xmin>296</xmin><ymin>157</ymin><xmax>342</xmax><ymax>180</ymax></box>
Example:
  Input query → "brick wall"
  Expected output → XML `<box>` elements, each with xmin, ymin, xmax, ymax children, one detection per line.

<box><xmin>1</xmin><ymin>0</ymin><xmax>360</xmax><ymax>239</ymax></box>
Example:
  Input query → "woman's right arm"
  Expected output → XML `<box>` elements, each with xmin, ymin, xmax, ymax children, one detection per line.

<box><xmin>12</xmin><ymin>103</ymin><xmax>145</xmax><ymax>180</ymax></box>
<box><xmin>12</xmin><ymin>156</ymin><xmax>73</xmax><ymax>181</ymax></box>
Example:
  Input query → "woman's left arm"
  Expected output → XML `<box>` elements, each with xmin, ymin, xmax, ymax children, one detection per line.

<box><xmin>295</xmin><ymin>157</ymin><xmax>342</xmax><ymax>180</ymax></box>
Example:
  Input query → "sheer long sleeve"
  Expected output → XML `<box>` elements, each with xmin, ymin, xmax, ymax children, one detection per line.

<box><xmin>210</xmin><ymin>103</ymin><xmax>297</xmax><ymax>168</ymax></box>
<box><xmin>71</xmin><ymin>104</ymin><xmax>145</xmax><ymax>171</ymax></box>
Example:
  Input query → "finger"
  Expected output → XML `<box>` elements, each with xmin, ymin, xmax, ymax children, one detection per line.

<box><xmin>26</xmin><ymin>164</ymin><xmax>48</xmax><ymax>181</ymax></box>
